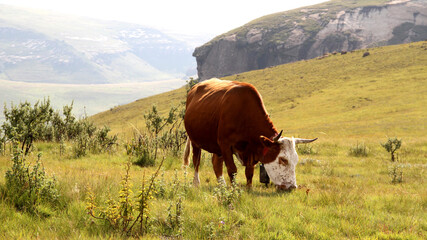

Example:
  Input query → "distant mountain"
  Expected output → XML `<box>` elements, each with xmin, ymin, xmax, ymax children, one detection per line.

<box><xmin>194</xmin><ymin>0</ymin><xmax>427</xmax><ymax>80</ymax></box>
<box><xmin>0</xmin><ymin>4</ymin><xmax>196</xmax><ymax>84</ymax></box>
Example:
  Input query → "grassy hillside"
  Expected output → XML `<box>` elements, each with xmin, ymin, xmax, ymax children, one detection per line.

<box><xmin>92</xmin><ymin>41</ymin><xmax>427</xmax><ymax>143</ymax></box>
<box><xmin>1</xmin><ymin>42</ymin><xmax>426</xmax><ymax>239</ymax></box>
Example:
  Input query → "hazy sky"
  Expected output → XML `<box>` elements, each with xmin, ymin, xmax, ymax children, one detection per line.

<box><xmin>0</xmin><ymin>0</ymin><xmax>327</xmax><ymax>37</ymax></box>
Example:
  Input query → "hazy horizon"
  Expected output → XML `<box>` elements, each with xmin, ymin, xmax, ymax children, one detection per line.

<box><xmin>0</xmin><ymin>0</ymin><xmax>327</xmax><ymax>39</ymax></box>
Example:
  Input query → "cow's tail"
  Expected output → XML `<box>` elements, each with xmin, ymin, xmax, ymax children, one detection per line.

<box><xmin>183</xmin><ymin>136</ymin><xmax>191</xmax><ymax>166</ymax></box>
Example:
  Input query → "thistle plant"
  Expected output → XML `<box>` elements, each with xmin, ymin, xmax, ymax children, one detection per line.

<box><xmin>86</xmin><ymin>158</ymin><xmax>164</xmax><ymax>237</ymax></box>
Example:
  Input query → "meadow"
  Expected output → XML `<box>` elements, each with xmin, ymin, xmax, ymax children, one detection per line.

<box><xmin>0</xmin><ymin>139</ymin><xmax>425</xmax><ymax>239</ymax></box>
<box><xmin>0</xmin><ymin>41</ymin><xmax>426</xmax><ymax>239</ymax></box>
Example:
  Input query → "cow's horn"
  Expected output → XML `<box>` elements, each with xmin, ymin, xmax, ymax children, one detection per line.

<box><xmin>294</xmin><ymin>138</ymin><xmax>318</xmax><ymax>144</ymax></box>
<box><xmin>273</xmin><ymin>130</ymin><xmax>283</xmax><ymax>142</ymax></box>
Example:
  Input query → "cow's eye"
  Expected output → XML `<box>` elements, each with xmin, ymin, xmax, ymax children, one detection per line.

<box><xmin>278</xmin><ymin>157</ymin><xmax>288</xmax><ymax>166</ymax></box>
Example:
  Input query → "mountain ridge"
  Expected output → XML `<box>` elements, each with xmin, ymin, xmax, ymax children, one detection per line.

<box><xmin>194</xmin><ymin>0</ymin><xmax>427</xmax><ymax>80</ymax></box>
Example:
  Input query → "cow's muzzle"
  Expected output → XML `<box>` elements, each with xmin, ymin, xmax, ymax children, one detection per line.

<box><xmin>276</xmin><ymin>184</ymin><xmax>297</xmax><ymax>192</ymax></box>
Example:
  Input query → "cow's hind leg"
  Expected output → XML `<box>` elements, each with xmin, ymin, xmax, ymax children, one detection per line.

<box><xmin>245</xmin><ymin>165</ymin><xmax>255</xmax><ymax>187</ymax></box>
<box><xmin>212</xmin><ymin>154</ymin><xmax>226</xmax><ymax>184</ymax></box>
<box><xmin>244</xmin><ymin>155</ymin><xmax>256</xmax><ymax>188</ymax></box>
<box><xmin>191</xmin><ymin>143</ymin><xmax>202</xmax><ymax>186</ymax></box>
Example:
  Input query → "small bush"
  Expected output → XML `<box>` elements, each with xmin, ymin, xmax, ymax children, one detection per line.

<box><xmin>4</xmin><ymin>151</ymin><xmax>61</xmax><ymax>214</ymax></box>
<box><xmin>134</xmin><ymin>150</ymin><xmax>155</xmax><ymax>167</ymax></box>
<box><xmin>126</xmin><ymin>133</ymin><xmax>155</xmax><ymax>167</ymax></box>
<box><xmin>0</xmin><ymin>129</ymin><xmax>4</xmax><ymax>155</ymax></box>
<box><xmin>381</xmin><ymin>137</ymin><xmax>402</xmax><ymax>162</ymax></box>
<box><xmin>388</xmin><ymin>163</ymin><xmax>403</xmax><ymax>184</ymax></box>
<box><xmin>73</xmin><ymin>131</ymin><xmax>90</xmax><ymax>158</ymax></box>
<box><xmin>349</xmin><ymin>142</ymin><xmax>369</xmax><ymax>157</ymax></box>
<box><xmin>72</xmin><ymin>122</ymin><xmax>118</xmax><ymax>158</ymax></box>
<box><xmin>297</xmin><ymin>144</ymin><xmax>317</xmax><ymax>155</ymax></box>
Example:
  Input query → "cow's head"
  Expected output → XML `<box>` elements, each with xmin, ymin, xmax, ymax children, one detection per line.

<box><xmin>260</xmin><ymin>131</ymin><xmax>317</xmax><ymax>190</ymax></box>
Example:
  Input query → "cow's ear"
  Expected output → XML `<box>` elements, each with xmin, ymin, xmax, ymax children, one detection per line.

<box><xmin>260</xmin><ymin>136</ymin><xmax>274</xmax><ymax>147</ymax></box>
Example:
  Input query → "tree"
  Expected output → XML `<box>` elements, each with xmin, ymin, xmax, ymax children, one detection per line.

<box><xmin>381</xmin><ymin>137</ymin><xmax>402</xmax><ymax>162</ymax></box>
<box><xmin>2</xmin><ymin>99</ymin><xmax>53</xmax><ymax>155</ymax></box>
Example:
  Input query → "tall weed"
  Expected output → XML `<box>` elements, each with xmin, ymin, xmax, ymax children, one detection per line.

<box><xmin>86</xmin><ymin>158</ymin><xmax>164</xmax><ymax>237</ymax></box>
<box><xmin>3</xmin><ymin>151</ymin><xmax>61</xmax><ymax>215</ymax></box>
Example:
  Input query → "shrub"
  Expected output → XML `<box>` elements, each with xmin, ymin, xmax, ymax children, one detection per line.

<box><xmin>186</xmin><ymin>77</ymin><xmax>198</xmax><ymax>94</ymax></box>
<box><xmin>0</xmin><ymin>129</ymin><xmax>4</xmax><ymax>155</ymax></box>
<box><xmin>2</xmin><ymin>99</ymin><xmax>54</xmax><ymax>155</ymax></box>
<box><xmin>1</xmin><ymin>99</ymin><xmax>117</xmax><ymax>157</ymax></box>
<box><xmin>72</xmin><ymin>131</ymin><xmax>90</xmax><ymax>158</ymax></box>
<box><xmin>3</xmin><ymin>151</ymin><xmax>61</xmax><ymax>214</ymax></box>
<box><xmin>297</xmin><ymin>144</ymin><xmax>317</xmax><ymax>155</ymax></box>
<box><xmin>388</xmin><ymin>163</ymin><xmax>403</xmax><ymax>184</ymax></box>
<box><xmin>144</xmin><ymin>105</ymin><xmax>178</xmax><ymax>161</ymax></box>
<box><xmin>133</xmin><ymin>150</ymin><xmax>155</xmax><ymax>167</ymax></box>
<box><xmin>125</xmin><ymin>133</ymin><xmax>155</xmax><ymax>167</ymax></box>
<box><xmin>72</xmin><ymin>121</ymin><xmax>118</xmax><ymax>158</ymax></box>
<box><xmin>349</xmin><ymin>142</ymin><xmax>369</xmax><ymax>157</ymax></box>
<box><xmin>381</xmin><ymin>137</ymin><xmax>402</xmax><ymax>162</ymax></box>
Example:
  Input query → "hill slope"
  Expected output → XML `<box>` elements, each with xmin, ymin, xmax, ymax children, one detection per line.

<box><xmin>92</xmin><ymin>41</ymin><xmax>427</xmax><ymax>142</ymax></box>
<box><xmin>194</xmin><ymin>0</ymin><xmax>427</xmax><ymax>80</ymax></box>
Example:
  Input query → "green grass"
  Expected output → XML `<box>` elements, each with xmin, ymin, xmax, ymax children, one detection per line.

<box><xmin>0</xmin><ymin>140</ymin><xmax>425</xmax><ymax>239</ymax></box>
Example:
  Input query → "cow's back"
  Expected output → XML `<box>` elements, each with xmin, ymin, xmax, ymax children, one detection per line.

<box><xmin>185</xmin><ymin>78</ymin><xmax>276</xmax><ymax>156</ymax></box>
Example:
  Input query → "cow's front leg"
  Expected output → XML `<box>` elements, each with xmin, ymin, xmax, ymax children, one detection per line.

<box><xmin>212</xmin><ymin>154</ymin><xmax>226</xmax><ymax>184</ymax></box>
<box><xmin>219</xmin><ymin>145</ymin><xmax>237</xmax><ymax>184</ymax></box>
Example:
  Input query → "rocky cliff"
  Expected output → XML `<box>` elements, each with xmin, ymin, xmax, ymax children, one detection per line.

<box><xmin>193</xmin><ymin>0</ymin><xmax>427</xmax><ymax>80</ymax></box>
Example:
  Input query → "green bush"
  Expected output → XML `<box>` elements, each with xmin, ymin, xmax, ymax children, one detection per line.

<box><xmin>72</xmin><ymin>120</ymin><xmax>117</xmax><ymax>158</ymax></box>
<box><xmin>349</xmin><ymin>142</ymin><xmax>369</xmax><ymax>157</ymax></box>
<box><xmin>2</xmin><ymin>99</ymin><xmax>54</xmax><ymax>155</ymax></box>
<box><xmin>126</xmin><ymin>133</ymin><xmax>155</xmax><ymax>167</ymax></box>
<box><xmin>388</xmin><ymin>163</ymin><xmax>403</xmax><ymax>184</ymax></box>
<box><xmin>297</xmin><ymin>144</ymin><xmax>317</xmax><ymax>155</ymax></box>
<box><xmin>381</xmin><ymin>137</ymin><xmax>402</xmax><ymax>162</ymax></box>
<box><xmin>125</xmin><ymin>104</ymin><xmax>186</xmax><ymax>166</ymax></box>
<box><xmin>3</xmin><ymin>151</ymin><xmax>61</xmax><ymax>214</ymax></box>
<box><xmin>1</xmin><ymin>99</ymin><xmax>117</xmax><ymax>158</ymax></box>
<box><xmin>0</xmin><ymin>129</ymin><xmax>4</xmax><ymax>155</ymax></box>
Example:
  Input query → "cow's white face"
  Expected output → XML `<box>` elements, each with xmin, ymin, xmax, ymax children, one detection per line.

<box><xmin>261</xmin><ymin>135</ymin><xmax>317</xmax><ymax>190</ymax></box>
<box><xmin>264</xmin><ymin>137</ymin><xmax>299</xmax><ymax>190</ymax></box>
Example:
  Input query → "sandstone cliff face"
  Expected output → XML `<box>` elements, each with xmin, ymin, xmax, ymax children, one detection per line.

<box><xmin>193</xmin><ymin>0</ymin><xmax>427</xmax><ymax>80</ymax></box>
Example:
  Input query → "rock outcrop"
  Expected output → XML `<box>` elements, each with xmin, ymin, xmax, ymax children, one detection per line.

<box><xmin>193</xmin><ymin>0</ymin><xmax>427</xmax><ymax>80</ymax></box>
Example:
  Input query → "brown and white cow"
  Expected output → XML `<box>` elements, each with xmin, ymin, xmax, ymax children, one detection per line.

<box><xmin>183</xmin><ymin>78</ymin><xmax>317</xmax><ymax>190</ymax></box>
